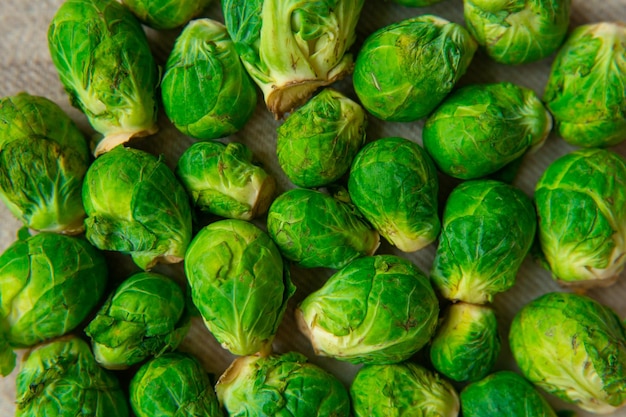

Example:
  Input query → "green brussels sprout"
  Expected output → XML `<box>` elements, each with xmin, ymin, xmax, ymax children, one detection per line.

<box><xmin>392</xmin><ymin>0</ymin><xmax>446</xmax><ymax>6</ymax></box>
<box><xmin>297</xmin><ymin>255</ymin><xmax>439</xmax><ymax>364</ymax></box>
<box><xmin>161</xmin><ymin>18</ymin><xmax>257</xmax><ymax>140</ymax></box>
<box><xmin>431</xmin><ymin>180</ymin><xmax>536</xmax><ymax>304</ymax></box>
<box><xmin>423</xmin><ymin>82</ymin><xmax>551</xmax><ymax>180</ymax></box>
<box><xmin>464</xmin><ymin>0</ymin><xmax>571</xmax><ymax>65</ymax></box>
<box><xmin>82</xmin><ymin>146</ymin><xmax>193</xmax><ymax>270</ymax></box>
<box><xmin>122</xmin><ymin>0</ymin><xmax>212</xmax><ymax>30</ymax></box>
<box><xmin>0</xmin><ymin>232</ymin><xmax>107</xmax><ymax>376</ymax></box>
<box><xmin>0</xmin><ymin>93</ymin><xmax>90</xmax><ymax>233</ymax></box>
<box><xmin>185</xmin><ymin>219</ymin><xmax>294</xmax><ymax>356</ymax></box>
<box><xmin>534</xmin><ymin>148</ymin><xmax>626</xmax><ymax>288</ymax></box>
<box><xmin>353</xmin><ymin>15</ymin><xmax>477</xmax><ymax>122</ymax></box>
<box><xmin>543</xmin><ymin>22</ymin><xmax>626</xmax><ymax>147</ymax></box>
<box><xmin>266</xmin><ymin>188</ymin><xmax>380</xmax><ymax>269</ymax></box>
<box><xmin>130</xmin><ymin>352</ymin><xmax>224</xmax><ymax>417</ymax></box>
<box><xmin>48</xmin><ymin>0</ymin><xmax>158</xmax><ymax>156</ymax></box>
<box><xmin>222</xmin><ymin>0</ymin><xmax>364</xmax><ymax>117</ymax></box>
<box><xmin>15</xmin><ymin>336</ymin><xmax>129</xmax><ymax>417</ymax></box>
<box><xmin>276</xmin><ymin>89</ymin><xmax>367</xmax><ymax>188</ymax></box>
<box><xmin>215</xmin><ymin>352</ymin><xmax>350</xmax><ymax>416</ymax></box>
<box><xmin>84</xmin><ymin>272</ymin><xmax>190</xmax><ymax>370</ymax></box>
<box><xmin>348</xmin><ymin>137</ymin><xmax>440</xmax><ymax>252</ymax></box>
<box><xmin>430</xmin><ymin>302</ymin><xmax>501</xmax><ymax>382</ymax></box>
<box><xmin>176</xmin><ymin>141</ymin><xmax>276</xmax><ymax>220</ymax></box>
<box><xmin>509</xmin><ymin>292</ymin><xmax>626</xmax><ymax>414</ymax></box>
<box><xmin>350</xmin><ymin>362</ymin><xmax>460</xmax><ymax>417</ymax></box>
<box><xmin>460</xmin><ymin>371</ymin><xmax>558</xmax><ymax>417</ymax></box>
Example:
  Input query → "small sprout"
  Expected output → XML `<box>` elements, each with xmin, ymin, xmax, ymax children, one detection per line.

<box><xmin>121</xmin><ymin>0</ymin><xmax>213</xmax><ymax>30</ymax></box>
<box><xmin>266</xmin><ymin>188</ymin><xmax>380</xmax><ymax>269</ymax></box>
<box><xmin>353</xmin><ymin>14</ymin><xmax>477</xmax><ymax>122</ymax></box>
<box><xmin>82</xmin><ymin>146</ymin><xmax>193</xmax><ymax>271</ymax></box>
<box><xmin>277</xmin><ymin>88</ymin><xmax>367</xmax><ymax>188</ymax></box>
<box><xmin>176</xmin><ymin>141</ymin><xmax>276</xmax><ymax>220</ymax></box>
<box><xmin>297</xmin><ymin>255</ymin><xmax>439</xmax><ymax>364</ymax></box>
<box><xmin>215</xmin><ymin>352</ymin><xmax>350</xmax><ymax>416</ymax></box>
<box><xmin>350</xmin><ymin>362</ymin><xmax>459</xmax><ymax>417</ymax></box>
<box><xmin>431</xmin><ymin>180</ymin><xmax>536</xmax><ymax>304</ymax></box>
<box><xmin>161</xmin><ymin>18</ymin><xmax>257</xmax><ymax>140</ymax></box>
<box><xmin>185</xmin><ymin>219</ymin><xmax>294</xmax><ymax>356</ymax></box>
<box><xmin>48</xmin><ymin>0</ymin><xmax>159</xmax><ymax>156</ymax></box>
<box><xmin>510</xmin><ymin>292</ymin><xmax>626</xmax><ymax>414</ymax></box>
<box><xmin>85</xmin><ymin>272</ymin><xmax>190</xmax><ymax>370</ymax></box>
<box><xmin>348</xmin><ymin>137</ymin><xmax>440</xmax><ymax>252</ymax></box>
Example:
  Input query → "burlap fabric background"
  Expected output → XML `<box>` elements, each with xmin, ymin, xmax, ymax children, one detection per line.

<box><xmin>1</xmin><ymin>0</ymin><xmax>626</xmax><ymax>415</ymax></box>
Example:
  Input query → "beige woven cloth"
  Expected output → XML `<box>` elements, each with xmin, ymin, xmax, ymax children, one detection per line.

<box><xmin>1</xmin><ymin>0</ymin><xmax>626</xmax><ymax>415</ymax></box>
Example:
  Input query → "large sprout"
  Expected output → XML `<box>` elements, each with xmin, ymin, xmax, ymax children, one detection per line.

<box><xmin>48</xmin><ymin>0</ymin><xmax>159</xmax><ymax>156</ymax></box>
<box><xmin>85</xmin><ymin>272</ymin><xmax>190</xmax><ymax>370</ymax></box>
<box><xmin>422</xmin><ymin>82</ymin><xmax>551</xmax><ymax>180</ymax></box>
<box><xmin>429</xmin><ymin>302</ymin><xmax>501</xmax><ymax>382</ymax></box>
<box><xmin>543</xmin><ymin>22</ymin><xmax>626</xmax><ymax>147</ymax></box>
<box><xmin>348</xmin><ymin>137</ymin><xmax>440</xmax><ymax>252</ymax></box>
<box><xmin>0</xmin><ymin>232</ymin><xmax>107</xmax><ymax>376</ymax></box>
<box><xmin>130</xmin><ymin>352</ymin><xmax>224</xmax><ymax>417</ymax></box>
<box><xmin>185</xmin><ymin>219</ymin><xmax>294</xmax><ymax>356</ymax></box>
<box><xmin>0</xmin><ymin>93</ymin><xmax>90</xmax><ymax>233</ymax></box>
<box><xmin>350</xmin><ymin>362</ymin><xmax>460</xmax><ymax>417</ymax></box>
<box><xmin>431</xmin><ymin>180</ymin><xmax>536</xmax><ymax>304</ymax></box>
<box><xmin>534</xmin><ymin>148</ymin><xmax>626</xmax><ymax>288</ymax></box>
<box><xmin>297</xmin><ymin>255</ymin><xmax>439</xmax><ymax>364</ymax></box>
<box><xmin>222</xmin><ymin>0</ymin><xmax>364</xmax><ymax>117</ymax></box>
<box><xmin>353</xmin><ymin>15</ymin><xmax>477</xmax><ymax>122</ymax></box>
<box><xmin>509</xmin><ymin>292</ymin><xmax>626</xmax><ymax>414</ymax></box>
<box><xmin>82</xmin><ymin>146</ymin><xmax>193</xmax><ymax>270</ymax></box>
<box><xmin>15</xmin><ymin>336</ymin><xmax>129</xmax><ymax>417</ymax></box>
<box><xmin>122</xmin><ymin>0</ymin><xmax>213</xmax><ymax>30</ymax></box>
<box><xmin>176</xmin><ymin>141</ymin><xmax>276</xmax><ymax>221</ymax></box>
<box><xmin>161</xmin><ymin>19</ymin><xmax>257</xmax><ymax>140</ymax></box>
<box><xmin>215</xmin><ymin>352</ymin><xmax>350</xmax><ymax>416</ymax></box>
<box><xmin>464</xmin><ymin>0</ymin><xmax>571</xmax><ymax>65</ymax></box>
<box><xmin>460</xmin><ymin>371</ymin><xmax>558</xmax><ymax>417</ymax></box>
<box><xmin>276</xmin><ymin>89</ymin><xmax>367</xmax><ymax>188</ymax></box>
<box><xmin>267</xmin><ymin>188</ymin><xmax>380</xmax><ymax>269</ymax></box>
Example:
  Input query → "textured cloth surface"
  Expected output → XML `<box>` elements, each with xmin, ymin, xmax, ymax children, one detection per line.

<box><xmin>1</xmin><ymin>0</ymin><xmax>626</xmax><ymax>415</ymax></box>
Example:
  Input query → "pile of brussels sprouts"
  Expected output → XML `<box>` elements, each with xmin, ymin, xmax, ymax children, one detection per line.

<box><xmin>1</xmin><ymin>0</ymin><xmax>626</xmax><ymax>416</ymax></box>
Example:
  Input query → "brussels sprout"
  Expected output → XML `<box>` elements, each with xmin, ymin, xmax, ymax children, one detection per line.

<box><xmin>122</xmin><ymin>0</ymin><xmax>212</xmax><ymax>30</ymax></box>
<box><xmin>464</xmin><ymin>0</ymin><xmax>571</xmax><ymax>65</ymax></box>
<box><xmin>15</xmin><ymin>336</ymin><xmax>129</xmax><ymax>417</ymax></box>
<box><xmin>267</xmin><ymin>188</ymin><xmax>380</xmax><ymax>269</ymax></box>
<box><xmin>277</xmin><ymin>89</ymin><xmax>367</xmax><ymax>188</ymax></box>
<box><xmin>297</xmin><ymin>255</ymin><xmax>439</xmax><ymax>364</ymax></box>
<box><xmin>82</xmin><ymin>146</ymin><xmax>193</xmax><ymax>270</ymax></box>
<box><xmin>0</xmin><ymin>93</ymin><xmax>90</xmax><ymax>233</ymax></box>
<box><xmin>176</xmin><ymin>141</ymin><xmax>276</xmax><ymax>220</ymax></box>
<box><xmin>392</xmin><ymin>0</ymin><xmax>446</xmax><ymax>6</ymax></box>
<box><xmin>350</xmin><ymin>362</ymin><xmax>460</xmax><ymax>417</ymax></box>
<box><xmin>430</xmin><ymin>302</ymin><xmax>501</xmax><ymax>382</ymax></box>
<box><xmin>423</xmin><ymin>82</ymin><xmax>551</xmax><ymax>180</ymax></box>
<box><xmin>84</xmin><ymin>272</ymin><xmax>190</xmax><ymax>370</ymax></box>
<box><xmin>162</xmin><ymin>19</ymin><xmax>257</xmax><ymax>140</ymax></box>
<box><xmin>534</xmin><ymin>148</ymin><xmax>626</xmax><ymax>288</ymax></box>
<box><xmin>130</xmin><ymin>352</ymin><xmax>224</xmax><ymax>417</ymax></box>
<box><xmin>222</xmin><ymin>0</ymin><xmax>364</xmax><ymax>117</ymax></box>
<box><xmin>543</xmin><ymin>22</ymin><xmax>626</xmax><ymax>147</ymax></box>
<box><xmin>431</xmin><ymin>180</ymin><xmax>536</xmax><ymax>304</ymax></box>
<box><xmin>460</xmin><ymin>371</ymin><xmax>558</xmax><ymax>417</ymax></box>
<box><xmin>348</xmin><ymin>137</ymin><xmax>440</xmax><ymax>252</ymax></box>
<box><xmin>0</xmin><ymin>232</ymin><xmax>107</xmax><ymax>376</ymax></box>
<box><xmin>509</xmin><ymin>292</ymin><xmax>626</xmax><ymax>414</ymax></box>
<box><xmin>353</xmin><ymin>15</ymin><xmax>477</xmax><ymax>122</ymax></box>
<box><xmin>185</xmin><ymin>219</ymin><xmax>294</xmax><ymax>356</ymax></box>
<box><xmin>48</xmin><ymin>0</ymin><xmax>158</xmax><ymax>156</ymax></box>
<box><xmin>215</xmin><ymin>352</ymin><xmax>350</xmax><ymax>416</ymax></box>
